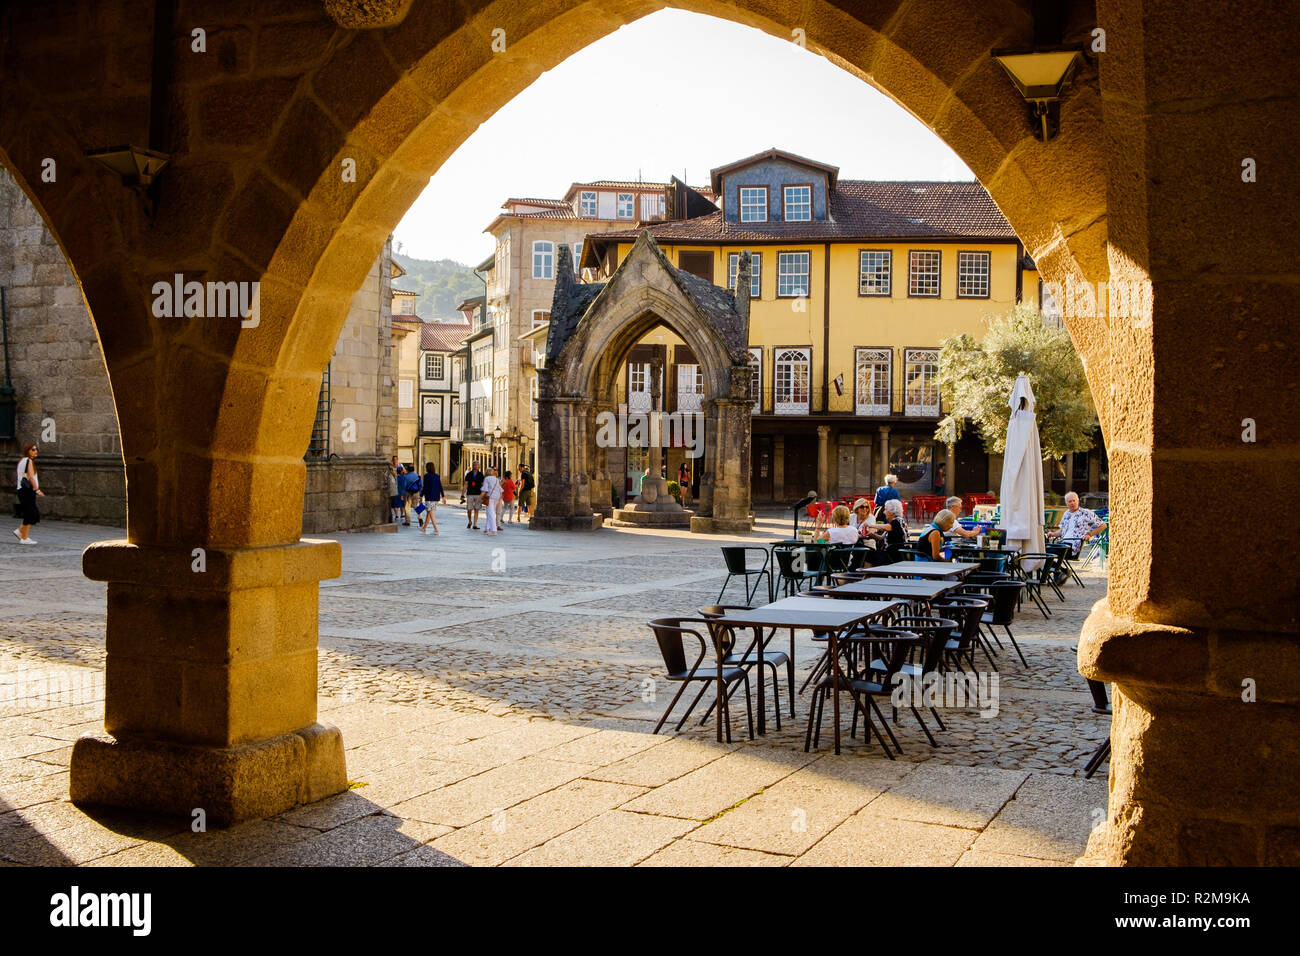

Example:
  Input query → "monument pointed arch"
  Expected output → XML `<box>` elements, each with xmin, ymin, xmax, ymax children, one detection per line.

<box><xmin>534</xmin><ymin>233</ymin><xmax>755</xmax><ymax>533</ymax></box>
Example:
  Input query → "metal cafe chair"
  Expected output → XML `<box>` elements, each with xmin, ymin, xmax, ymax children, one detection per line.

<box><xmin>1048</xmin><ymin>541</ymin><xmax>1087</xmax><ymax>588</ymax></box>
<box><xmin>806</xmin><ymin>626</ymin><xmax>923</xmax><ymax>757</ymax></box>
<box><xmin>698</xmin><ymin>604</ymin><xmax>794</xmax><ymax>726</ymax></box>
<box><xmin>717</xmin><ymin>546</ymin><xmax>772</xmax><ymax>604</ymax></box>
<box><xmin>774</xmin><ymin>546</ymin><xmax>820</xmax><ymax>596</ymax></box>
<box><xmin>647</xmin><ymin>617</ymin><xmax>753</xmax><ymax>742</ymax></box>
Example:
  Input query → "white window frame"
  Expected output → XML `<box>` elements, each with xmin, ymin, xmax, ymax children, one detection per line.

<box><xmin>572</xmin><ymin>242</ymin><xmax>582</xmax><ymax>275</ymax></box>
<box><xmin>640</xmin><ymin>193</ymin><xmax>665</xmax><ymax>220</ymax></box>
<box><xmin>957</xmin><ymin>250</ymin><xmax>991</xmax><ymax>298</ymax></box>
<box><xmin>859</xmin><ymin>250</ymin><xmax>892</xmax><ymax>296</ymax></box>
<box><xmin>777</xmin><ymin>251</ymin><xmax>810</xmax><ymax>298</ymax></box>
<box><xmin>580</xmin><ymin>191</ymin><xmax>597</xmax><ymax>217</ymax></box>
<box><xmin>854</xmin><ymin>347</ymin><xmax>892</xmax><ymax>416</ymax></box>
<box><xmin>774</xmin><ymin>348</ymin><xmax>811</xmax><ymax>415</ymax></box>
<box><xmin>904</xmin><ymin>348</ymin><xmax>940</xmax><ymax>416</ymax></box>
<box><xmin>533</xmin><ymin>240</ymin><xmax>554</xmax><ymax>279</ymax></box>
<box><xmin>422</xmin><ymin>395</ymin><xmax>443</xmax><ymax>432</ymax></box>
<box><xmin>739</xmin><ymin>186</ymin><xmax>768</xmax><ymax>223</ymax></box>
<box><xmin>728</xmin><ymin>252</ymin><xmax>762</xmax><ymax>298</ymax></box>
<box><xmin>676</xmin><ymin>364</ymin><xmax>704</xmax><ymax>412</ymax></box>
<box><xmin>783</xmin><ymin>185</ymin><xmax>812</xmax><ymax>221</ymax></box>
<box><xmin>747</xmin><ymin>347</ymin><xmax>762</xmax><ymax>414</ymax></box>
<box><xmin>531</xmin><ymin>309</ymin><xmax>550</xmax><ymax>330</ymax></box>
<box><xmin>628</xmin><ymin>362</ymin><xmax>651</xmax><ymax>412</ymax></box>
<box><xmin>398</xmin><ymin>379</ymin><xmax>414</xmax><ymax>409</ymax></box>
<box><xmin>617</xmin><ymin>193</ymin><xmax>634</xmax><ymax>219</ymax></box>
<box><xmin>908</xmin><ymin>250</ymin><xmax>941</xmax><ymax>298</ymax></box>
<box><xmin>530</xmin><ymin>377</ymin><xmax>538</xmax><ymax>421</ymax></box>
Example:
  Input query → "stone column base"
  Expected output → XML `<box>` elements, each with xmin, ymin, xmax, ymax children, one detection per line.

<box><xmin>71</xmin><ymin>722</ymin><xmax>347</xmax><ymax>827</ymax></box>
<box><xmin>690</xmin><ymin>516</ymin><xmax>755</xmax><ymax>534</ymax></box>
<box><xmin>529</xmin><ymin>514</ymin><xmax>603</xmax><ymax>531</ymax></box>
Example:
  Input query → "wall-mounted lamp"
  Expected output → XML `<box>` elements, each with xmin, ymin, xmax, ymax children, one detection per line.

<box><xmin>991</xmin><ymin>48</ymin><xmax>1084</xmax><ymax>141</ymax></box>
<box><xmin>85</xmin><ymin>145</ymin><xmax>170</xmax><ymax>190</ymax></box>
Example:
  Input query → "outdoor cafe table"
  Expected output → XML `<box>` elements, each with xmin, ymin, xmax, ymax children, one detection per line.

<box><xmin>827</xmin><ymin>578</ymin><xmax>961</xmax><ymax>605</ymax></box>
<box><xmin>715</xmin><ymin>597</ymin><xmax>903</xmax><ymax>750</ymax></box>
<box><xmin>858</xmin><ymin>561</ymin><xmax>980</xmax><ymax>581</ymax></box>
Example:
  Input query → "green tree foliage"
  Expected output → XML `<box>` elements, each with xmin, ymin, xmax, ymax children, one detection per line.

<box><xmin>935</xmin><ymin>306</ymin><xmax>1097</xmax><ymax>460</ymax></box>
<box><xmin>393</xmin><ymin>252</ymin><xmax>484</xmax><ymax>321</ymax></box>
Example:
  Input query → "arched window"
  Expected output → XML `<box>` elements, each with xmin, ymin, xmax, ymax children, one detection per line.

<box><xmin>774</xmin><ymin>348</ymin><xmax>810</xmax><ymax>414</ymax></box>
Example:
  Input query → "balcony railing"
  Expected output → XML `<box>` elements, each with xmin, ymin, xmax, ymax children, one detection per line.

<box><xmin>748</xmin><ymin>387</ymin><xmax>946</xmax><ymax>418</ymax></box>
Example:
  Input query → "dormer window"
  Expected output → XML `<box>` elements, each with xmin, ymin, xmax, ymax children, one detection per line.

<box><xmin>784</xmin><ymin>185</ymin><xmax>812</xmax><ymax>221</ymax></box>
<box><xmin>580</xmin><ymin>191</ymin><xmax>597</xmax><ymax>217</ymax></box>
<box><xmin>617</xmin><ymin>193</ymin><xmax>634</xmax><ymax>218</ymax></box>
<box><xmin>739</xmin><ymin>186</ymin><xmax>768</xmax><ymax>223</ymax></box>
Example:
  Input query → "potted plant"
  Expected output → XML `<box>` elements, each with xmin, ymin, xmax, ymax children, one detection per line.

<box><xmin>667</xmin><ymin>480</ymin><xmax>682</xmax><ymax>504</ymax></box>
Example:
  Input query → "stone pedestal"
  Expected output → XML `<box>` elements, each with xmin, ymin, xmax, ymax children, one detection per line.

<box><xmin>69</xmin><ymin>539</ymin><xmax>347</xmax><ymax>826</ymax></box>
<box><xmin>610</xmin><ymin>476</ymin><xmax>693</xmax><ymax>528</ymax></box>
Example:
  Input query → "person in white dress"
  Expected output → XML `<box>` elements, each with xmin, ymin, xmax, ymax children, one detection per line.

<box><xmin>481</xmin><ymin>466</ymin><xmax>503</xmax><ymax>536</ymax></box>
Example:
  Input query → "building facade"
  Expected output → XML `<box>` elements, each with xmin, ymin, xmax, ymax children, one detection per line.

<box><xmin>582</xmin><ymin>149</ymin><xmax>1105</xmax><ymax>505</ymax></box>
<box><xmin>416</xmin><ymin>319</ymin><xmax>471</xmax><ymax>480</ymax></box>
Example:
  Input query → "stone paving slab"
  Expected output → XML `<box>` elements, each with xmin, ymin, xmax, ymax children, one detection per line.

<box><xmin>429</xmin><ymin>778</ymin><xmax>647</xmax><ymax>866</ymax></box>
<box><xmin>619</xmin><ymin>747</ymin><xmax>817</xmax><ymax>821</ymax></box>
<box><xmin>503</xmin><ymin>809</ymin><xmax>696</xmax><ymax>867</ymax></box>
<box><xmin>792</xmin><ymin>814</ymin><xmax>977</xmax><ymax>867</ymax></box>
<box><xmin>389</xmin><ymin>755</ymin><xmax>594</xmax><ymax>828</ymax></box>
<box><xmin>638</xmin><ymin>839</ymin><xmax>789</xmax><ymax>866</ymax></box>
<box><xmin>861</xmin><ymin>763</ymin><xmax>1029</xmax><ymax>830</ymax></box>
<box><xmin>687</xmin><ymin>756</ymin><xmax>915</xmax><ymax>856</ymax></box>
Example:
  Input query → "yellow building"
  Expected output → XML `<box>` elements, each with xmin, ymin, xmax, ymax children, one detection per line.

<box><xmin>582</xmin><ymin>148</ymin><xmax>1049</xmax><ymax>504</ymax></box>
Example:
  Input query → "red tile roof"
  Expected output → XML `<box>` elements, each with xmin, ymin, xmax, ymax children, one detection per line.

<box><xmin>586</xmin><ymin>181</ymin><xmax>1016</xmax><ymax>243</ymax></box>
<box><xmin>420</xmin><ymin>321</ymin><xmax>471</xmax><ymax>352</ymax></box>
<box><xmin>506</xmin><ymin>197</ymin><xmax>570</xmax><ymax>207</ymax></box>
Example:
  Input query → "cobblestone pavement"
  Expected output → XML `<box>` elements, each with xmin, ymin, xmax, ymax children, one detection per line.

<box><xmin>0</xmin><ymin>513</ymin><xmax>1110</xmax><ymax>866</ymax></box>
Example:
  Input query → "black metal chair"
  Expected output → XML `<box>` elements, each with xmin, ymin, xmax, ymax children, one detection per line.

<box><xmin>774</xmin><ymin>546</ymin><xmax>820</xmax><ymax>596</ymax></box>
<box><xmin>717</xmin><ymin>546</ymin><xmax>772</xmax><ymax>604</ymax></box>
<box><xmin>979</xmin><ymin>581</ymin><xmax>1028</xmax><ymax>666</ymax></box>
<box><xmin>1083</xmin><ymin>678</ymin><xmax>1111</xmax><ymax>778</ymax></box>
<box><xmin>647</xmin><ymin>617</ymin><xmax>753</xmax><ymax>742</ymax></box>
<box><xmin>806</xmin><ymin>626</ymin><xmax>922</xmax><ymax>757</ymax></box>
<box><xmin>934</xmin><ymin>595</ymin><xmax>996</xmax><ymax>671</ymax></box>
<box><xmin>1048</xmin><ymin>541</ymin><xmax>1087</xmax><ymax>588</ymax></box>
<box><xmin>1012</xmin><ymin>553</ymin><xmax>1057</xmax><ymax>617</ymax></box>
<box><xmin>698</xmin><ymin>605</ymin><xmax>794</xmax><ymax>726</ymax></box>
<box><xmin>856</xmin><ymin>615</ymin><xmax>959</xmax><ymax>748</ymax></box>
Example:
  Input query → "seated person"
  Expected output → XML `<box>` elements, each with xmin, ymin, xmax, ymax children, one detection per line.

<box><xmin>827</xmin><ymin>505</ymin><xmax>859</xmax><ymax>545</ymax></box>
<box><xmin>943</xmin><ymin>496</ymin><xmax>980</xmax><ymax>540</ymax></box>
<box><xmin>917</xmin><ymin>509</ymin><xmax>957</xmax><ymax>560</ymax></box>
<box><xmin>881</xmin><ymin>497</ymin><xmax>909</xmax><ymax>564</ymax></box>
<box><xmin>1048</xmin><ymin>492</ymin><xmax>1107</xmax><ymax>556</ymax></box>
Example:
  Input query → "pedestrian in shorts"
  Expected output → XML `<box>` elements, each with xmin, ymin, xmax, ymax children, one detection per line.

<box><xmin>419</xmin><ymin>462</ymin><xmax>446</xmax><ymax>535</ymax></box>
<box><xmin>463</xmin><ymin>462</ymin><xmax>484</xmax><ymax>529</ymax></box>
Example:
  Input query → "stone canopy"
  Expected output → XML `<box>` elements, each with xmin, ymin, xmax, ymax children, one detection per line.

<box><xmin>534</xmin><ymin>233</ymin><xmax>755</xmax><ymax>533</ymax></box>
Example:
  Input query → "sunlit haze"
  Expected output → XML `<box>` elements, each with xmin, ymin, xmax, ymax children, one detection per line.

<box><xmin>393</xmin><ymin>9</ymin><xmax>973</xmax><ymax>263</ymax></box>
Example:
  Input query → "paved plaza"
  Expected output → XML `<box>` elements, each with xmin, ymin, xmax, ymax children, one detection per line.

<box><xmin>0</xmin><ymin>512</ymin><xmax>1109</xmax><ymax>866</ymax></box>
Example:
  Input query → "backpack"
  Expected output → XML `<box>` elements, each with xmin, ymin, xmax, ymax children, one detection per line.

<box><xmin>408</xmin><ymin>474</ymin><xmax>421</xmax><ymax>495</ymax></box>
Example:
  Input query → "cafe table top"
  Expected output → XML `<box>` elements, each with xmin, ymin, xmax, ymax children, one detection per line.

<box><xmin>858</xmin><ymin>561</ymin><xmax>980</xmax><ymax>580</ymax></box>
<box><xmin>716</xmin><ymin>597</ymin><xmax>902</xmax><ymax>631</ymax></box>
<box><xmin>827</xmin><ymin>578</ymin><xmax>961</xmax><ymax>601</ymax></box>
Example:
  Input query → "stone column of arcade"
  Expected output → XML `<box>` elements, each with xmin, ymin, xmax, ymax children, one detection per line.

<box><xmin>1077</xmin><ymin>0</ymin><xmax>1298</xmax><ymax>864</ymax></box>
<box><xmin>68</xmin><ymin>298</ymin><xmax>346</xmax><ymax>826</ymax></box>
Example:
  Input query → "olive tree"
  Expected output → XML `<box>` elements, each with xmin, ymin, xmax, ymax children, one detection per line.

<box><xmin>935</xmin><ymin>306</ymin><xmax>1097</xmax><ymax>459</ymax></box>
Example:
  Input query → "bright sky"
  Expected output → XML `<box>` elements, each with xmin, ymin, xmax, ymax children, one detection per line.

<box><xmin>393</xmin><ymin>9</ymin><xmax>972</xmax><ymax>264</ymax></box>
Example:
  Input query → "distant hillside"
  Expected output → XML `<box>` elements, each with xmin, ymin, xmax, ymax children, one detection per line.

<box><xmin>392</xmin><ymin>251</ymin><xmax>484</xmax><ymax>321</ymax></box>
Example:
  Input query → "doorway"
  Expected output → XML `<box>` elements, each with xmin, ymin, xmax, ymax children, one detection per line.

<box><xmin>782</xmin><ymin>434</ymin><xmax>817</xmax><ymax>501</ymax></box>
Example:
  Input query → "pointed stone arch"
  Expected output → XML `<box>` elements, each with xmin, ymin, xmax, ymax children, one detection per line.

<box><xmin>535</xmin><ymin>235</ymin><xmax>754</xmax><ymax>532</ymax></box>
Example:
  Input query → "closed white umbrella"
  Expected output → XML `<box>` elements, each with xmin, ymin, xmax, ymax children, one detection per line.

<box><xmin>998</xmin><ymin>373</ymin><xmax>1044</xmax><ymax>568</ymax></box>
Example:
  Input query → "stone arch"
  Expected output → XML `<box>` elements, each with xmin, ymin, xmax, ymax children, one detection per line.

<box><xmin>536</xmin><ymin>237</ymin><xmax>754</xmax><ymax>532</ymax></box>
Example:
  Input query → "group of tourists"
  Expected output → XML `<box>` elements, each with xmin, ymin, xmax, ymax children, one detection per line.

<box><xmin>812</xmin><ymin>472</ymin><xmax>1107</xmax><ymax>573</ymax></box>
<box><xmin>460</xmin><ymin>461</ymin><xmax>535</xmax><ymax>537</ymax></box>
<box><xmin>388</xmin><ymin>456</ymin><xmax>536</xmax><ymax>537</ymax></box>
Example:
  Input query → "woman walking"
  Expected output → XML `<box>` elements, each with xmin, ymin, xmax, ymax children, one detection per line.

<box><xmin>500</xmin><ymin>470</ymin><xmax>517</xmax><ymax>524</ymax></box>
<box><xmin>13</xmin><ymin>443</ymin><xmax>43</xmax><ymax>544</ymax></box>
<box><xmin>419</xmin><ymin>462</ymin><xmax>446</xmax><ymax>535</ymax></box>
<box><xmin>481</xmin><ymin>466</ymin><xmax>502</xmax><ymax>536</ymax></box>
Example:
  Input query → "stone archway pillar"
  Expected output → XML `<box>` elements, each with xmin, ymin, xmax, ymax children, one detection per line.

<box><xmin>532</xmin><ymin>390</ymin><xmax>601</xmax><ymax>530</ymax></box>
<box><xmin>70</xmin><ymin>538</ymin><xmax>346</xmax><ymax>825</ymax></box>
<box><xmin>589</xmin><ymin>400</ymin><xmax>616</xmax><ymax>519</ymax></box>
<box><xmin>691</xmin><ymin>396</ymin><xmax>753</xmax><ymax>534</ymax></box>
